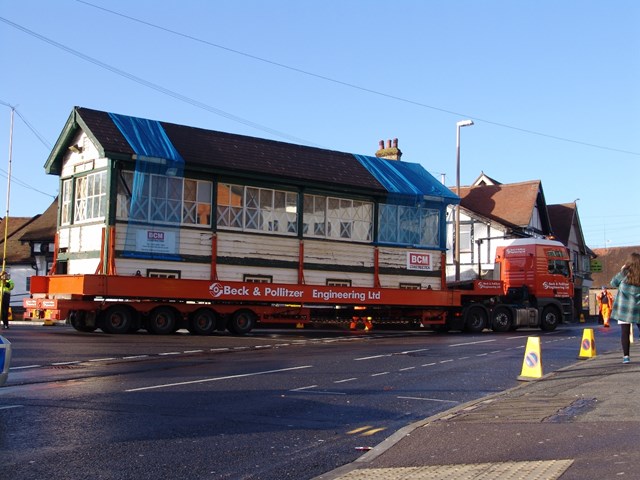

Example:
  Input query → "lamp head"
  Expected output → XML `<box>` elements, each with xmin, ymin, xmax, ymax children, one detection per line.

<box><xmin>456</xmin><ymin>120</ymin><xmax>474</xmax><ymax>127</ymax></box>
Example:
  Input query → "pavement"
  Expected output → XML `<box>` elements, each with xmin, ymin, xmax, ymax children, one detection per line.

<box><xmin>317</xmin><ymin>331</ymin><xmax>640</xmax><ymax>480</ymax></box>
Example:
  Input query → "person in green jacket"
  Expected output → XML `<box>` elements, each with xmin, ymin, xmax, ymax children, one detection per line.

<box><xmin>1</xmin><ymin>271</ymin><xmax>14</xmax><ymax>329</ymax></box>
<box><xmin>610</xmin><ymin>253</ymin><xmax>640</xmax><ymax>364</ymax></box>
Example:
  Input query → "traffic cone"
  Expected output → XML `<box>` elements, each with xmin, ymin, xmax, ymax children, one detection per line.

<box><xmin>517</xmin><ymin>336</ymin><xmax>543</xmax><ymax>381</ymax></box>
<box><xmin>579</xmin><ymin>313</ymin><xmax>585</xmax><ymax>323</ymax></box>
<box><xmin>363</xmin><ymin>318</ymin><xmax>373</xmax><ymax>332</ymax></box>
<box><xmin>7</xmin><ymin>307</ymin><xmax>12</xmax><ymax>321</ymax></box>
<box><xmin>295</xmin><ymin>322</ymin><xmax>304</xmax><ymax>329</ymax></box>
<box><xmin>578</xmin><ymin>328</ymin><xmax>596</xmax><ymax>359</ymax></box>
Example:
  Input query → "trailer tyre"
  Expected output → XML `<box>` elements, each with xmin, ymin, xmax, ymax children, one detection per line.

<box><xmin>70</xmin><ymin>311</ymin><xmax>97</xmax><ymax>333</ymax></box>
<box><xmin>228</xmin><ymin>309</ymin><xmax>256</xmax><ymax>335</ymax></box>
<box><xmin>464</xmin><ymin>306</ymin><xmax>488</xmax><ymax>333</ymax></box>
<box><xmin>540</xmin><ymin>305</ymin><xmax>561</xmax><ymax>331</ymax></box>
<box><xmin>146</xmin><ymin>307</ymin><xmax>178</xmax><ymax>335</ymax></box>
<box><xmin>492</xmin><ymin>306</ymin><xmax>513</xmax><ymax>332</ymax></box>
<box><xmin>188</xmin><ymin>308</ymin><xmax>217</xmax><ymax>335</ymax></box>
<box><xmin>100</xmin><ymin>305</ymin><xmax>134</xmax><ymax>334</ymax></box>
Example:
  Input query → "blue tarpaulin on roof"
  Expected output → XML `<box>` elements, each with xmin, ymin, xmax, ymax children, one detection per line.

<box><xmin>353</xmin><ymin>154</ymin><xmax>459</xmax><ymax>205</ymax></box>
<box><xmin>109</xmin><ymin>112</ymin><xmax>184</xmax><ymax>261</ymax></box>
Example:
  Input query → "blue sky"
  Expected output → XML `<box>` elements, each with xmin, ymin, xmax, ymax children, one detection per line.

<box><xmin>1</xmin><ymin>0</ymin><xmax>638</xmax><ymax>249</ymax></box>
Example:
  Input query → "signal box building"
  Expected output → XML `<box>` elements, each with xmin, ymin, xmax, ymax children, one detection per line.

<box><xmin>43</xmin><ymin>107</ymin><xmax>459</xmax><ymax>291</ymax></box>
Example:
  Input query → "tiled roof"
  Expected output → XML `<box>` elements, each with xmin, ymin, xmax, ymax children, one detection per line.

<box><xmin>19</xmin><ymin>198</ymin><xmax>58</xmax><ymax>241</ymax></box>
<box><xmin>0</xmin><ymin>216</ymin><xmax>38</xmax><ymax>264</ymax></box>
<box><xmin>457</xmin><ymin>180</ymin><xmax>543</xmax><ymax>228</ymax></box>
<box><xmin>591</xmin><ymin>246</ymin><xmax>640</xmax><ymax>288</ymax></box>
<box><xmin>73</xmin><ymin>107</ymin><xmax>389</xmax><ymax>194</ymax></box>
<box><xmin>547</xmin><ymin>203</ymin><xmax>575</xmax><ymax>244</ymax></box>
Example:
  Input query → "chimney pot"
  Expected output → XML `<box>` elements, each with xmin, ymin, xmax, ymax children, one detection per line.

<box><xmin>387</xmin><ymin>139</ymin><xmax>392</xmax><ymax>149</ymax></box>
<box><xmin>379</xmin><ymin>140</ymin><xmax>384</xmax><ymax>149</ymax></box>
<box><xmin>393</xmin><ymin>138</ymin><xmax>398</xmax><ymax>148</ymax></box>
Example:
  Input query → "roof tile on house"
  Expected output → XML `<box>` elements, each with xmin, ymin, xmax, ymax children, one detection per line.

<box><xmin>0</xmin><ymin>216</ymin><xmax>38</xmax><ymax>264</ymax></box>
<box><xmin>591</xmin><ymin>246</ymin><xmax>640</xmax><ymax>288</ymax></box>
<box><xmin>457</xmin><ymin>180</ymin><xmax>542</xmax><ymax>228</ymax></box>
<box><xmin>67</xmin><ymin>107</ymin><xmax>389</xmax><ymax>194</ymax></box>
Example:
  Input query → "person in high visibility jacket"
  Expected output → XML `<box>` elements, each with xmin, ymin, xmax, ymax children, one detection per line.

<box><xmin>597</xmin><ymin>285</ymin><xmax>614</xmax><ymax>328</ymax></box>
<box><xmin>1</xmin><ymin>271</ymin><xmax>14</xmax><ymax>329</ymax></box>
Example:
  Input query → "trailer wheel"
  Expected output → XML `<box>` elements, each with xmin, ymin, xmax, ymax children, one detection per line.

<box><xmin>540</xmin><ymin>305</ymin><xmax>561</xmax><ymax>331</ymax></box>
<box><xmin>492</xmin><ymin>306</ymin><xmax>513</xmax><ymax>332</ymax></box>
<box><xmin>146</xmin><ymin>307</ymin><xmax>178</xmax><ymax>335</ymax></box>
<box><xmin>228</xmin><ymin>309</ymin><xmax>256</xmax><ymax>335</ymax></box>
<box><xmin>70</xmin><ymin>311</ymin><xmax>97</xmax><ymax>333</ymax></box>
<box><xmin>464</xmin><ymin>306</ymin><xmax>488</xmax><ymax>333</ymax></box>
<box><xmin>188</xmin><ymin>308</ymin><xmax>217</xmax><ymax>335</ymax></box>
<box><xmin>101</xmin><ymin>305</ymin><xmax>134</xmax><ymax>334</ymax></box>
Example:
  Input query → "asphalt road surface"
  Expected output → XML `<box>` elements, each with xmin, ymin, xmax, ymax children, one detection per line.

<box><xmin>0</xmin><ymin>322</ymin><xmax>621</xmax><ymax>480</ymax></box>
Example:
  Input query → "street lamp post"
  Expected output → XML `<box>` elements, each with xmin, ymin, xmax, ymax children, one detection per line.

<box><xmin>455</xmin><ymin>119</ymin><xmax>474</xmax><ymax>281</ymax></box>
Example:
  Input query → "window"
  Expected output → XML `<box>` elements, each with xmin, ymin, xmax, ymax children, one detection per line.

<box><xmin>148</xmin><ymin>269</ymin><xmax>180</xmax><ymax>279</ymax></box>
<box><xmin>400</xmin><ymin>283</ymin><xmax>421</xmax><ymax>290</ymax></box>
<box><xmin>116</xmin><ymin>171</ymin><xmax>212</xmax><ymax>227</ymax></box>
<box><xmin>74</xmin><ymin>171</ymin><xmax>107</xmax><ymax>223</ymax></box>
<box><xmin>304</xmin><ymin>194</ymin><xmax>373</xmax><ymax>242</ymax></box>
<box><xmin>217</xmin><ymin>183</ymin><xmax>297</xmax><ymax>235</ymax></box>
<box><xmin>460</xmin><ymin>223</ymin><xmax>472</xmax><ymax>253</ymax></box>
<box><xmin>61</xmin><ymin>179</ymin><xmax>72</xmax><ymax>225</ymax></box>
<box><xmin>326</xmin><ymin>279</ymin><xmax>352</xmax><ymax>287</ymax></box>
<box><xmin>244</xmin><ymin>275</ymin><xmax>272</xmax><ymax>283</ymax></box>
<box><xmin>378</xmin><ymin>204</ymin><xmax>439</xmax><ymax>247</ymax></box>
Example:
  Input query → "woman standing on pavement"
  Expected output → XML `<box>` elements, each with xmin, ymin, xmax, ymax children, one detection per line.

<box><xmin>610</xmin><ymin>252</ymin><xmax>640</xmax><ymax>364</ymax></box>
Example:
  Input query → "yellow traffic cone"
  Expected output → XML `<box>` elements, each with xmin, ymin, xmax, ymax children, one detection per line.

<box><xmin>296</xmin><ymin>322</ymin><xmax>304</xmax><ymax>329</ymax></box>
<box><xmin>517</xmin><ymin>337</ymin><xmax>543</xmax><ymax>381</ymax></box>
<box><xmin>579</xmin><ymin>313</ymin><xmax>585</xmax><ymax>323</ymax></box>
<box><xmin>578</xmin><ymin>328</ymin><xmax>596</xmax><ymax>359</ymax></box>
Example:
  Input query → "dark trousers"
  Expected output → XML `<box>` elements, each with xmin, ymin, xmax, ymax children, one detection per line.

<box><xmin>1</xmin><ymin>293</ymin><xmax>9</xmax><ymax>326</ymax></box>
<box><xmin>620</xmin><ymin>323</ymin><xmax>640</xmax><ymax>356</ymax></box>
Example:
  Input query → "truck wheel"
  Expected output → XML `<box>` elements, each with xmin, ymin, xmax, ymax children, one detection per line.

<box><xmin>101</xmin><ymin>305</ymin><xmax>134</xmax><ymax>334</ymax></box>
<box><xmin>464</xmin><ymin>306</ymin><xmax>488</xmax><ymax>333</ymax></box>
<box><xmin>492</xmin><ymin>306</ymin><xmax>513</xmax><ymax>332</ymax></box>
<box><xmin>70</xmin><ymin>311</ymin><xmax>97</xmax><ymax>333</ymax></box>
<box><xmin>146</xmin><ymin>307</ymin><xmax>178</xmax><ymax>335</ymax></box>
<box><xmin>540</xmin><ymin>306</ymin><xmax>561</xmax><ymax>331</ymax></box>
<box><xmin>188</xmin><ymin>308</ymin><xmax>217</xmax><ymax>335</ymax></box>
<box><xmin>228</xmin><ymin>309</ymin><xmax>256</xmax><ymax>335</ymax></box>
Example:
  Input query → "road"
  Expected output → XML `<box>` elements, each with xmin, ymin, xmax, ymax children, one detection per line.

<box><xmin>0</xmin><ymin>322</ymin><xmax>621</xmax><ymax>480</ymax></box>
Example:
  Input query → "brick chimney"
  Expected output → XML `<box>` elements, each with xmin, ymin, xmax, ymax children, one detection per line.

<box><xmin>375</xmin><ymin>138</ymin><xmax>402</xmax><ymax>161</ymax></box>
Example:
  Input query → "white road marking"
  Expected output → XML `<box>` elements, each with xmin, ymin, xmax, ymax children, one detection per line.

<box><xmin>290</xmin><ymin>385</ymin><xmax>317</xmax><ymax>391</ymax></box>
<box><xmin>125</xmin><ymin>365</ymin><xmax>313</xmax><ymax>392</ymax></box>
<box><xmin>450</xmin><ymin>339</ymin><xmax>496</xmax><ymax>347</ymax></box>
<box><xmin>88</xmin><ymin>358</ymin><xmax>116</xmax><ymax>362</ymax></box>
<box><xmin>421</xmin><ymin>362</ymin><xmax>437</xmax><ymax>367</ymax></box>
<box><xmin>183</xmin><ymin>350</ymin><xmax>203</xmax><ymax>354</ymax></box>
<box><xmin>51</xmin><ymin>361</ymin><xmax>81</xmax><ymax>366</ymax></box>
<box><xmin>439</xmin><ymin>359</ymin><xmax>453</xmax><ymax>364</ymax></box>
<box><xmin>397</xmin><ymin>396</ymin><xmax>459</xmax><ymax>403</ymax></box>
<box><xmin>355</xmin><ymin>354</ymin><xmax>391</xmax><ymax>361</ymax></box>
<box><xmin>334</xmin><ymin>378</ymin><xmax>357</xmax><ymax>383</ymax></box>
<box><xmin>399</xmin><ymin>367</ymin><xmax>415</xmax><ymax>371</ymax></box>
<box><xmin>0</xmin><ymin>405</ymin><xmax>23</xmax><ymax>410</ymax></box>
<box><xmin>158</xmin><ymin>352</ymin><xmax>180</xmax><ymax>356</ymax></box>
<box><xmin>123</xmin><ymin>355</ymin><xmax>149</xmax><ymax>360</ymax></box>
<box><xmin>10</xmin><ymin>365</ymin><xmax>41</xmax><ymax>370</ymax></box>
<box><xmin>371</xmin><ymin>372</ymin><xmax>389</xmax><ymax>377</ymax></box>
<box><xmin>400</xmin><ymin>348</ymin><xmax>429</xmax><ymax>354</ymax></box>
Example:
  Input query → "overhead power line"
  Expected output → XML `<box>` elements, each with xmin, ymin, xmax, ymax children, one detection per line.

<box><xmin>74</xmin><ymin>0</ymin><xmax>640</xmax><ymax>157</ymax></box>
<box><xmin>0</xmin><ymin>16</ymin><xmax>319</xmax><ymax>148</ymax></box>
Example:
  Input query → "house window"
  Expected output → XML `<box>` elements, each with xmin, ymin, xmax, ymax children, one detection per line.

<box><xmin>74</xmin><ymin>171</ymin><xmax>107</xmax><ymax>223</ymax></box>
<box><xmin>378</xmin><ymin>204</ymin><xmax>439</xmax><ymax>247</ymax></box>
<box><xmin>460</xmin><ymin>223</ymin><xmax>472</xmax><ymax>253</ymax></box>
<box><xmin>217</xmin><ymin>183</ymin><xmax>297</xmax><ymax>235</ymax></box>
<box><xmin>148</xmin><ymin>269</ymin><xmax>180</xmax><ymax>279</ymax></box>
<box><xmin>61</xmin><ymin>179</ymin><xmax>72</xmax><ymax>225</ymax></box>
<box><xmin>116</xmin><ymin>171</ymin><xmax>212</xmax><ymax>227</ymax></box>
<box><xmin>244</xmin><ymin>275</ymin><xmax>272</xmax><ymax>283</ymax></box>
<box><xmin>304</xmin><ymin>194</ymin><xmax>372</xmax><ymax>242</ymax></box>
<box><xmin>326</xmin><ymin>279</ymin><xmax>352</xmax><ymax>287</ymax></box>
